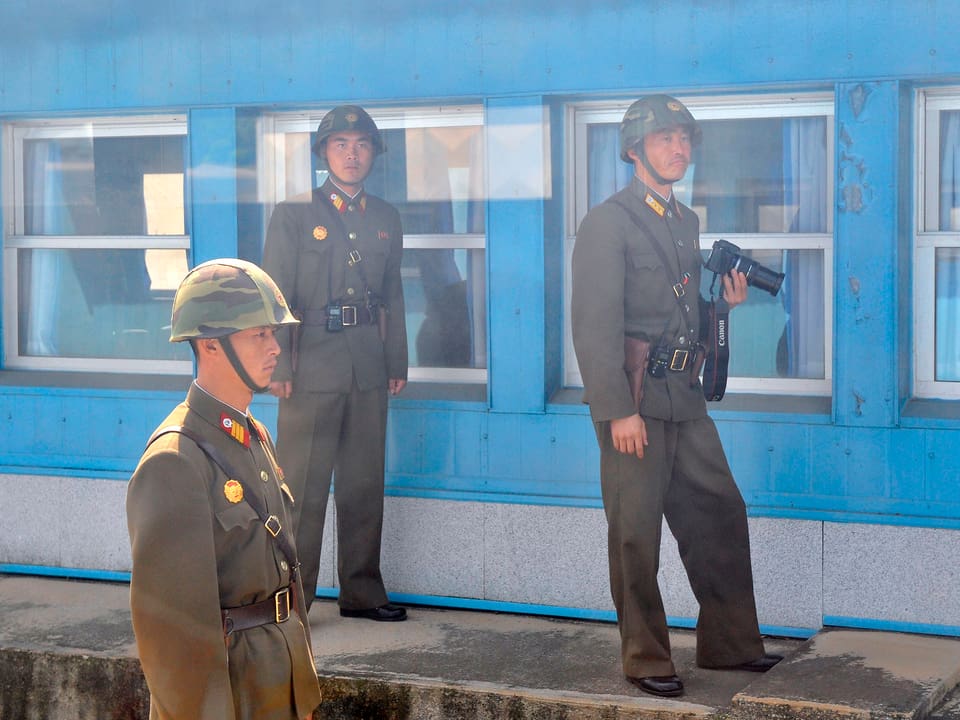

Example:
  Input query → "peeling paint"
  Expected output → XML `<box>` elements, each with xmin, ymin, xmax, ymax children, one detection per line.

<box><xmin>853</xmin><ymin>391</ymin><xmax>865</xmax><ymax>416</ymax></box>
<box><xmin>848</xmin><ymin>84</ymin><xmax>872</xmax><ymax>119</ymax></box>
<box><xmin>839</xmin><ymin>148</ymin><xmax>870</xmax><ymax>214</ymax></box>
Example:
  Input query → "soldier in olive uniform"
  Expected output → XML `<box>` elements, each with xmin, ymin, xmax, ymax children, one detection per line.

<box><xmin>263</xmin><ymin>105</ymin><xmax>408</xmax><ymax>621</ymax></box>
<box><xmin>571</xmin><ymin>95</ymin><xmax>781</xmax><ymax>698</ymax></box>
<box><xmin>127</xmin><ymin>259</ymin><xmax>323</xmax><ymax>719</ymax></box>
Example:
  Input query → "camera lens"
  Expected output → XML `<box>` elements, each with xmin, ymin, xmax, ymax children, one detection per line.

<box><xmin>745</xmin><ymin>263</ymin><xmax>785</xmax><ymax>296</ymax></box>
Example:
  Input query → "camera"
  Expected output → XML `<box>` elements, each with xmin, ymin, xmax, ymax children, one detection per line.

<box><xmin>326</xmin><ymin>302</ymin><xmax>344</xmax><ymax>332</ymax></box>
<box><xmin>704</xmin><ymin>239</ymin><xmax>784</xmax><ymax>296</ymax></box>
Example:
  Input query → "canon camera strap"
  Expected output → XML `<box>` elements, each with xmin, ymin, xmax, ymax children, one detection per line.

<box><xmin>611</xmin><ymin>198</ymin><xmax>732</xmax><ymax>401</ymax></box>
<box><xmin>701</xmin><ymin>297</ymin><xmax>730</xmax><ymax>401</ymax></box>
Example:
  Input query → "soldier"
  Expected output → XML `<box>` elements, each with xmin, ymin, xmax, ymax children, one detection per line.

<box><xmin>571</xmin><ymin>95</ymin><xmax>782</xmax><ymax>698</ymax></box>
<box><xmin>263</xmin><ymin>105</ymin><xmax>408</xmax><ymax>621</ymax></box>
<box><xmin>127</xmin><ymin>258</ymin><xmax>323</xmax><ymax>720</ymax></box>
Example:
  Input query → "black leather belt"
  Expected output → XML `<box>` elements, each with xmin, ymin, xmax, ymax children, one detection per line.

<box><xmin>222</xmin><ymin>585</ymin><xmax>292</xmax><ymax>636</ymax></box>
<box><xmin>299</xmin><ymin>305</ymin><xmax>378</xmax><ymax>327</ymax></box>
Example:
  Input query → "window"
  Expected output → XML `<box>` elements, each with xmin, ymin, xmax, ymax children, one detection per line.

<box><xmin>3</xmin><ymin>116</ymin><xmax>191</xmax><ymax>374</ymax></box>
<box><xmin>917</xmin><ymin>91</ymin><xmax>960</xmax><ymax>398</ymax></box>
<box><xmin>260</xmin><ymin>106</ymin><xmax>486</xmax><ymax>383</ymax></box>
<box><xmin>564</xmin><ymin>94</ymin><xmax>834</xmax><ymax>396</ymax></box>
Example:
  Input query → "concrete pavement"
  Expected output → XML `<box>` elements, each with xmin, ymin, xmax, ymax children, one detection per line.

<box><xmin>1</xmin><ymin>573</ymin><xmax>960</xmax><ymax>719</ymax></box>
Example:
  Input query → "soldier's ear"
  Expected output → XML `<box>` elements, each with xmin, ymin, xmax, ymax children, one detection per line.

<box><xmin>196</xmin><ymin>337</ymin><xmax>220</xmax><ymax>358</ymax></box>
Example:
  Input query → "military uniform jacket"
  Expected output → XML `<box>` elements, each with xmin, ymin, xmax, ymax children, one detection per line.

<box><xmin>127</xmin><ymin>383</ymin><xmax>322</xmax><ymax>720</ymax></box>
<box><xmin>263</xmin><ymin>179</ymin><xmax>408</xmax><ymax>392</ymax></box>
<box><xmin>572</xmin><ymin>179</ymin><xmax>709</xmax><ymax>424</ymax></box>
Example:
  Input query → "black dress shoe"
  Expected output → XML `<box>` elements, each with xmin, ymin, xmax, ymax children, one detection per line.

<box><xmin>339</xmin><ymin>603</ymin><xmax>408</xmax><ymax>622</ymax></box>
<box><xmin>626</xmin><ymin>674</ymin><xmax>684</xmax><ymax>697</ymax></box>
<box><xmin>728</xmin><ymin>653</ymin><xmax>783</xmax><ymax>672</ymax></box>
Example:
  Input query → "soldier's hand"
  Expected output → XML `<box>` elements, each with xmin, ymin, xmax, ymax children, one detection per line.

<box><xmin>610</xmin><ymin>414</ymin><xmax>647</xmax><ymax>458</ymax></box>
<box><xmin>388</xmin><ymin>378</ymin><xmax>406</xmax><ymax>396</ymax></box>
<box><xmin>268</xmin><ymin>380</ymin><xmax>292</xmax><ymax>399</ymax></box>
<box><xmin>722</xmin><ymin>270</ymin><xmax>748</xmax><ymax>308</ymax></box>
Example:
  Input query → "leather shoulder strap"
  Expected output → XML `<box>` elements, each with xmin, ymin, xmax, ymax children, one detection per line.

<box><xmin>147</xmin><ymin>425</ymin><xmax>299</xmax><ymax>569</ymax></box>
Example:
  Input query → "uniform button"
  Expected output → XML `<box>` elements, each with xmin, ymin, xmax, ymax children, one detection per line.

<box><xmin>348</xmin><ymin>232</ymin><xmax>357</xmax><ymax>241</ymax></box>
<box><xmin>346</xmin><ymin>287</ymin><xmax>355</xmax><ymax>296</ymax></box>
<box><xmin>347</xmin><ymin>204</ymin><xmax>355</xmax><ymax>212</ymax></box>
<box><xmin>280</xmin><ymin>560</ymin><xmax>289</xmax><ymax>572</ymax></box>
<box><xmin>260</xmin><ymin>470</ymin><xmax>269</xmax><ymax>482</ymax></box>
<box><xmin>678</xmin><ymin>336</ymin><xmax>687</xmax><ymax>346</ymax></box>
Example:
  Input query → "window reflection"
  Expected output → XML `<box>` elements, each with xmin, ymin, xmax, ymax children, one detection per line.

<box><xmin>402</xmin><ymin>248</ymin><xmax>486</xmax><ymax>369</ymax></box>
<box><xmin>18</xmin><ymin>248</ymin><xmax>190</xmax><ymax>360</ymax></box>
<box><xmin>17</xmin><ymin>132</ymin><xmax>188</xmax><ymax>363</ymax></box>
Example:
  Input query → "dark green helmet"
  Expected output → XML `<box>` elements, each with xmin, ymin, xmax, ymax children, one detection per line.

<box><xmin>619</xmin><ymin>94</ymin><xmax>702</xmax><ymax>163</ymax></box>
<box><xmin>169</xmin><ymin>258</ymin><xmax>299</xmax><ymax>342</ymax></box>
<box><xmin>311</xmin><ymin>105</ymin><xmax>385</xmax><ymax>157</ymax></box>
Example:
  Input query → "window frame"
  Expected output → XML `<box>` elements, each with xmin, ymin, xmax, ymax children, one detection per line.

<box><xmin>563</xmin><ymin>93</ymin><xmax>835</xmax><ymax>396</ymax></box>
<box><xmin>259</xmin><ymin>105</ymin><xmax>488</xmax><ymax>385</ymax></box>
<box><xmin>915</xmin><ymin>89</ymin><xmax>960</xmax><ymax>399</ymax></box>
<box><xmin>2</xmin><ymin>115</ymin><xmax>191</xmax><ymax>374</ymax></box>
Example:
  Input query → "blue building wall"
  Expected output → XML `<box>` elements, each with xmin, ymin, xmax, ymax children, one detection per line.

<box><xmin>2</xmin><ymin>0</ymin><xmax>960</xmax><ymax>633</ymax></box>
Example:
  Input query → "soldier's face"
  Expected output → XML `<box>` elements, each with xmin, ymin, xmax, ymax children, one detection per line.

<box><xmin>228</xmin><ymin>326</ymin><xmax>280</xmax><ymax>389</ymax></box>
<box><xmin>324</xmin><ymin>130</ymin><xmax>375</xmax><ymax>193</ymax></box>
<box><xmin>640</xmin><ymin>126</ymin><xmax>692</xmax><ymax>183</ymax></box>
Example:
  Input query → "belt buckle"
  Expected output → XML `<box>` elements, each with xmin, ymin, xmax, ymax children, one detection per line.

<box><xmin>341</xmin><ymin>305</ymin><xmax>358</xmax><ymax>326</ymax></box>
<box><xmin>670</xmin><ymin>349</ymin><xmax>689</xmax><ymax>371</ymax></box>
<box><xmin>274</xmin><ymin>587</ymin><xmax>291</xmax><ymax>623</ymax></box>
<box><xmin>672</xmin><ymin>282</ymin><xmax>686</xmax><ymax>298</ymax></box>
<box><xmin>264</xmin><ymin>514</ymin><xmax>282</xmax><ymax>537</ymax></box>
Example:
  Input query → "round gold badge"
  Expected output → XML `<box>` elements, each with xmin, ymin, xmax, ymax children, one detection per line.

<box><xmin>223</xmin><ymin>479</ymin><xmax>243</xmax><ymax>504</ymax></box>
<box><xmin>313</xmin><ymin>225</ymin><xmax>328</xmax><ymax>241</ymax></box>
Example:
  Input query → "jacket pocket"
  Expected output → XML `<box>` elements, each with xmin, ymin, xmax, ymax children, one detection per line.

<box><xmin>215</xmin><ymin>502</ymin><xmax>260</xmax><ymax>532</ymax></box>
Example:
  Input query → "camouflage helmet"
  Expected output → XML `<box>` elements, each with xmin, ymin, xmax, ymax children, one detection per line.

<box><xmin>619</xmin><ymin>94</ymin><xmax>702</xmax><ymax>163</ymax></box>
<box><xmin>169</xmin><ymin>258</ymin><xmax>298</xmax><ymax>342</ymax></box>
<box><xmin>311</xmin><ymin>105</ymin><xmax>385</xmax><ymax>157</ymax></box>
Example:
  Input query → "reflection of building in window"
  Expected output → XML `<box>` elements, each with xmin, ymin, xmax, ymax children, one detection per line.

<box><xmin>18</xmin><ymin>132</ymin><xmax>189</xmax><ymax>362</ymax></box>
<box><xmin>365</xmin><ymin>126</ymin><xmax>485</xmax><ymax>369</ymax></box>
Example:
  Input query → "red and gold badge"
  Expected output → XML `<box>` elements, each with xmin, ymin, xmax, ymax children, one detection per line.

<box><xmin>313</xmin><ymin>225</ymin><xmax>328</xmax><ymax>241</ymax></box>
<box><xmin>223</xmin><ymin>479</ymin><xmax>243</xmax><ymax>504</ymax></box>
<box><xmin>220</xmin><ymin>413</ymin><xmax>249</xmax><ymax>447</ymax></box>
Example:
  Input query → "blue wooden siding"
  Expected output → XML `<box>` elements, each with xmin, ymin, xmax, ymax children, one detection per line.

<box><xmin>1</xmin><ymin>0</ymin><xmax>960</xmax><ymax>527</ymax></box>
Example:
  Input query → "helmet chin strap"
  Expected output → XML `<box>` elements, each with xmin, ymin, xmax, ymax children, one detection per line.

<box><xmin>639</xmin><ymin>150</ymin><xmax>675</xmax><ymax>188</ymax></box>
<box><xmin>219</xmin><ymin>335</ymin><xmax>270</xmax><ymax>394</ymax></box>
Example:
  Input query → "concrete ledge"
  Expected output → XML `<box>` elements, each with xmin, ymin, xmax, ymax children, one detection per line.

<box><xmin>315</xmin><ymin>675</ymin><xmax>715</xmax><ymax>720</ymax></box>
<box><xmin>731</xmin><ymin>630</ymin><xmax>960</xmax><ymax>720</ymax></box>
<box><xmin>3</xmin><ymin>575</ymin><xmax>960</xmax><ymax>720</ymax></box>
<box><xmin>0</xmin><ymin>648</ymin><xmax>148</xmax><ymax>720</ymax></box>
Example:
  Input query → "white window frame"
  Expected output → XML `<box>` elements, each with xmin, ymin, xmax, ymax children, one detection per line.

<box><xmin>915</xmin><ymin>89</ymin><xmax>960</xmax><ymax>399</ymax></box>
<box><xmin>259</xmin><ymin>105</ymin><xmax>487</xmax><ymax>384</ymax></box>
<box><xmin>2</xmin><ymin>115</ymin><xmax>191</xmax><ymax>374</ymax></box>
<box><xmin>563</xmin><ymin>93</ymin><xmax>835</xmax><ymax>396</ymax></box>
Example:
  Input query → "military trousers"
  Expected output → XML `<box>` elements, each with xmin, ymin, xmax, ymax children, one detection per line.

<box><xmin>595</xmin><ymin>415</ymin><xmax>765</xmax><ymax>679</ymax></box>
<box><xmin>277</xmin><ymin>378</ymin><xmax>389</xmax><ymax>612</ymax></box>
